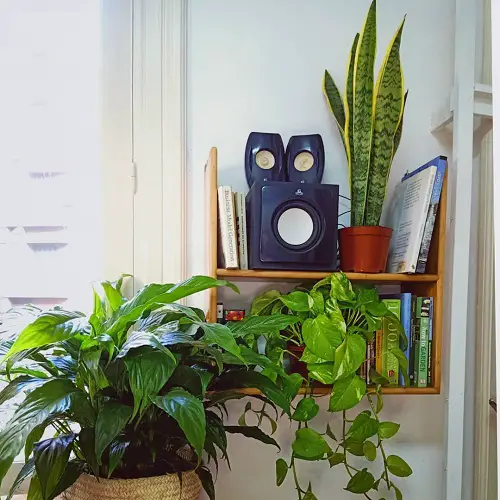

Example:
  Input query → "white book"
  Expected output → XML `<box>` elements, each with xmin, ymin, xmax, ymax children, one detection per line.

<box><xmin>385</xmin><ymin>165</ymin><xmax>437</xmax><ymax>273</ymax></box>
<box><xmin>217</xmin><ymin>186</ymin><xmax>239</xmax><ymax>269</ymax></box>
<box><xmin>234</xmin><ymin>192</ymin><xmax>248</xmax><ymax>270</ymax></box>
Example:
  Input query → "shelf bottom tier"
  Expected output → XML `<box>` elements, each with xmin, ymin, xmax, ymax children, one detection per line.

<box><xmin>233</xmin><ymin>386</ymin><xmax>440</xmax><ymax>396</ymax></box>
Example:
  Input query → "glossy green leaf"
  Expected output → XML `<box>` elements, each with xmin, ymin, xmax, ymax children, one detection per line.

<box><xmin>329</xmin><ymin>374</ymin><xmax>366</xmax><ymax>412</ymax></box>
<box><xmin>225</xmin><ymin>426</ymin><xmax>279</xmax><ymax>449</ymax></box>
<box><xmin>198</xmin><ymin>322</ymin><xmax>245</xmax><ymax>363</ymax></box>
<box><xmin>292</xmin><ymin>398</ymin><xmax>319</xmax><ymax>422</ymax></box>
<box><xmin>280</xmin><ymin>291</ymin><xmax>311</xmax><ymax>312</ymax></box>
<box><xmin>328</xmin><ymin>452</ymin><xmax>344</xmax><ymax>467</ymax></box>
<box><xmin>379</xmin><ymin>421</ymin><xmax>400</xmax><ymax>439</ymax></box>
<box><xmin>107</xmin><ymin>439</ymin><xmax>130</xmax><ymax>478</ymax></box>
<box><xmin>197</xmin><ymin>467</ymin><xmax>215</xmax><ymax>500</ymax></box>
<box><xmin>27</xmin><ymin>473</ymin><xmax>43</xmax><ymax>500</ymax></box>
<box><xmin>345</xmin><ymin>468</ymin><xmax>375</xmax><ymax>494</ymax></box>
<box><xmin>282</xmin><ymin>372</ymin><xmax>304</xmax><ymax>402</ymax></box>
<box><xmin>369</xmin><ymin>367</ymin><xmax>390</xmax><ymax>386</ymax></box>
<box><xmin>307</xmin><ymin>362</ymin><xmax>335</xmax><ymax>384</ymax></box>
<box><xmin>386</xmin><ymin>455</ymin><xmax>413</xmax><ymax>477</ymax></box>
<box><xmin>275</xmin><ymin>458</ymin><xmax>288</xmax><ymax>486</ymax></box>
<box><xmin>25</xmin><ymin>418</ymin><xmax>57</xmax><ymax>463</ymax></box>
<box><xmin>363</xmin><ymin>440</ymin><xmax>377</xmax><ymax>461</ymax></box>
<box><xmin>348</xmin><ymin>412</ymin><xmax>379</xmax><ymax>442</ymax></box>
<box><xmin>292</xmin><ymin>428</ymin><xmax>329</xmax><ymax>460</ymax></box>
<box><xmin>117</xmin><ymin>330</ymin><xmax>176</xmax><ymax>359</ymax></box>
<box><xmin>300</xmin><ymin>348</ymin><xmax>327</xmax><ymax>364</ymax></box>
<box><xmin>95</xmin><ymin>402</ymin><xmax>132</xmax><ymax>463</ymax></box>
<box><xmin>0</xmin><ymin>376</ymin><xmax>48</xmax><ymax>406</ymax></box>
<box><xmin>125</xmin><ymin>350</ymin><xmax>178</xmax><ymax>418</ymax></box>
<box><xmin>302</xmin><ymin>315</ymin><xmax>343</xmax><ymax>361</ymax></box>
<box><xmin>310</xmin><ymin>290</ymin><xmax>325</xmax><ymax>316</ymax></box>
<box><xmin>326</xmin><ymin>423</ymin><xmax>337</xmax><ymax>441</ymax></box>
<box><xmin>344</xmin><ymin>438</ymin><xmax>365</xmax><ymax>456</ymax></box>
<box><xmin>34</xmin><ymin>434</ymin><xmax>75</xmax><ymax>498</ymax></box>
<box><xmin>227</xmin><ymin>315</ymin><xmax>298</xmax><ymax>337</ymax></box>
<box><xmin>48</xmin><ymin>461</ymin><xmax>84</xmax><ymax>500</ymax></box>
<box><xmin>392</xmin><ymin>482</ymin><xmax>404</xmax><ymax>500</ymax></box>
<box><xmin>332</xmin><ymin>334</ymin><xmax>366</xmax><ymax>381</ymax></box>
<box><xmin>78</xmin><ymin>428</ymin><xmax>98</xmax><ymax>477</ymax></box>
<box><xmin>6</xmin><ymin>458</ymin><xmax>35</xmax><ymax>500</ymax></box>
<box><xmin>250</xmin><ymin>290</ymin><xmax>282</xmax><ymax>316</ymax></box>
<box><xmin>303</xmin><ymin>483</ymin><xmax>318</xmax><ymax>500</ymax></box>
<box><xmin>101</xmin><ymin>281</ymin><xmax>126</xmax><ymax>314</ymax></box>
<box><xmin>330</xmin><ymin>273</ymin><xmax>355</xmax><ymax>302</ymax></box>
<box><xmin>153</xmin><ymin>388</ymin><xmax>206</xmax><ymax>458</ymax></box>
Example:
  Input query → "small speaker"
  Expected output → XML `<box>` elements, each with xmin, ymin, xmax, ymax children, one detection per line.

<box><xmin>245</xmin><ymin>132</ymin><xmax>285</xmax><ymax>188</ymax></box>
<box><xmin>246</xmin><ymin>181</ymin><xmax>339</xmax><ymax>270</ymax></box>
<box><xmin>285</xmin><ymin>134</ymin><xmax>325</xmax><ymax>184</ymax></box>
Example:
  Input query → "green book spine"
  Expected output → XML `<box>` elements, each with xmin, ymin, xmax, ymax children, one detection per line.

<box><xmin>417</xmin><ymin>298</ymin><xmax>431</xmax><ymax>388</ymax></box>
<box><xmin>383</xmin><ymin>299</ymin><xmax>400</xmax><ymax>385</ymax></box>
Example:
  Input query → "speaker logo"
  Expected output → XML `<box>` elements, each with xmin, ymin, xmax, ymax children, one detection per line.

<box><xmin>295</xmin><ymin>188</ymin><xmax>304</xmax><ymax>196</ymax></box>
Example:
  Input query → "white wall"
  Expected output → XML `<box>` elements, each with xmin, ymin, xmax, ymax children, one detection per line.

<box><xmin>187</xmin><ymin>1</ymin><xmax>455</xmax><ymax>498</ymax></box>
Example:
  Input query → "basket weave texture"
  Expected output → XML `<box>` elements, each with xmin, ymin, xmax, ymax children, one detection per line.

<box><xmin>57</xmin><ymin>471</ymin><xmax>202</xmax><ymax>500</ymax></box>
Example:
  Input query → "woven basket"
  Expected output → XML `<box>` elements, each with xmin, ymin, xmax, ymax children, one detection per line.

<box><xmin>57</xmin><ymin>471</ymin><xmax>202</xmax><ymax>500</ymax></box>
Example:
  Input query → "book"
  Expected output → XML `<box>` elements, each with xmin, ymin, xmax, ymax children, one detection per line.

<box><xmin>427</xmin><ymin>297</ymin><xmax>434</xmax><ymax>385</ymax></box>
<box><xmin>416</xmin><ymin>157</ymin><xmax>447</xmax><ymax>273</ymax></box>
<box><xmin>234</xmin><ymin>192</ymin><xmax>249</xmax><ymax>270</ymax></box>
<box><xmin>382</xmin><ymin>299</ymin><xmax>400</xmax><ymax>385</ymax></box>
<box><xmin>416</xmin><ymin>297</ymin><xmax>431</xmax><ymax>388</ymax></box>
<box><xmin>409</xmin><ymin>296</ymin><xmax>418</xmax><ymax>385</ymax></box>
<box><xmin>385</xmin><ymin>164</ymin><xmax>437</xmax><ymax>273</ymax></box>
<box><xmin>399</xmin><ymin>293</ymin><xmax>412</xmax><ymax>386</ymax></box>
<box><xmin>217</xmin><ymin>186</ymin><xmax>239</xmax><ymax>269</ymax></box>
<box><xmin>375</xmin><ymin>329</ymin><xmax>383</xmax><ymax>374</ymax></box>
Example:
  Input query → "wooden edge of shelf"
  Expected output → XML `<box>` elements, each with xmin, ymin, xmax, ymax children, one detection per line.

<box><xmin>217</xmin><ymin>269</ymin><xmax>439</xmax><ymax>283</ymax></box>
<box><xmin>233</xmin><ymin>386</ymin><xmax>440</xmax><ymax>396</ymax></box>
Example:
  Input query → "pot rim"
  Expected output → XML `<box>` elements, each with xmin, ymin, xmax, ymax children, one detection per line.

<box><xmin>339</xmin><ymin>225</ymin><xmax>392</xmax><ymax>236</ymax></box>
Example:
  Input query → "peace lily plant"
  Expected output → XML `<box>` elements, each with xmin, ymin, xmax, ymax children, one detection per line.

<box><xmin>249</xmin><ymin>273</ymin><xmax>412</xmax><ymax>500</ymax></box>
<box><xmin>323</xmin><ymin>0</ymin><xmax>408</xmax><ymax>272</ymax></box>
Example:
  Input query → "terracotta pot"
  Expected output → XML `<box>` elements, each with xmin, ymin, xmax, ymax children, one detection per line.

<box><xmin>339</xmin><ymin>226</ymin><xmax>393</xmax><ymax>273</ymax></box>
<box><xmin>58</xmin><ymin>471</ymin><xmax>201</xmax><ymax>500</ymax></box>
<box><xmin>287</xmin><ymin>344</ymin><xmax>308</xmax><ymax>378</ymax></box>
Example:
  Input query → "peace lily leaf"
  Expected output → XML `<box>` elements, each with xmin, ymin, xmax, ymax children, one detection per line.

<box><xmin>101</xmin><ymin>281</ymin><xmax>125</xmax><ymax>314</ymax></box>
<box><xmin>27</xmin><ymin>473</ymin><xmax>43</xmax><ymax>500</ymax></box>
<box><xmin>95</xmin><ymin>402</ymin><xmax>132</xmax><ymax>463</ymax></box>
<box><xmin>275</xmin><ymin>458</ymin><xmax>288</xmax><ymax>486</ymax></box>
<box><xmin>302</xmin><ymin>315</ymin><xmax>343</xmax><ymax>361</ymax></box>
<box><xmin>363</xmin><ymin>440</ymin><xmax>377</xmax><ymax>461</ymax></box>
<box><xmin>153</xmin><ymin>388</ymin><xmax>206</xmax><ymax>458</ymax></box>
<box><xmin>108</xmin><ymin>439</ymin><xmax>130</xmax><ymax>478</ymax></box>
<box><xmin>328</xmin><ymin>452</ymin><xmax>344</xmax><ymax>467</ymax></box>
<box><xmin>307</xmin><ymin>362</ymin><xmax>335</xmax><ymax>385</ymax></box>
<box><xmin>78</xmin><ymin>428</ymin><xmax>98</xmax><ymax>477</ymax></box>
<box><xmin>0</xmin><ymin>376</ymin><xmax>49</xmax><ymax>406</ymax></box>
<box><xmin>198</xmin><ymin>322</ymin><xmax>245</xmax><ymax>364</ymax></box>
<box><xmin>348</xmin><ymin>412</ymin><xmax>379</xmax><ymax>442</ymax></box>
<box><xmin>330</xmin><ymin>273</ymin><xmax>355</xmax><ymax>302</ymax></box>
<box><xmin>125</xmin><ymin>350</ymin><xmax>178</xmax><ymax>419</ymax></box>
<box><xmin>329</xmin><ymin>374</ymin><xmax>366</xmax><ymax>412</ymax></box>
<box><xmin>225</xmin><ymin>426</ymin><xmax>279</xmax><ymax>449</ymax></box>
<box><xmin>292</xmin><ymin>398</ymin><xmax>319</xmax><ymax>422</ymax></box>
<box><xmin>300</xmin><ymin>348</ymin><xmax>327</xmax><ymax>364</ymax></box>
<box><xmin>345</xmin><ymin>468</ymin><xmax>375</xmax><ymax>494</ymax></box>
<box><xmin>250</xmin><ymin>289</ymin><xmax>282</xmax><ymax>316</ymax></box>
<box><xmin>379</xmin><ymin>421</ymin><xmax>400</xmax><ymax>439</ymax></box>
<box><xmin>117</xmin><ymin>330</ymin><xmax>178</xmax><ymax>359</ymax></box>
<box><xmin>332</xmin><ymin>334</ymin><xmax>366</xmax><ymax>381</ymax></box>
<box><xmin>6</xmin><ymin>457</ymin><xmax>35</xmax><ymax>500</ymax></box>
<box><xmin>33</xmin><ymin>433</ymin><xmax>75</xmax><ymax>499</ymax></box>
<box><xmin>49</xmin><ymin>461</ymin><xmax>84</xmax><ymax>499</ymax></box>
<box><xmin>197</xmin><ymin>467</ymin><xmax>215</xmax><ymax>500</ymax></box>
<box><xmin>292</xmin><ymin>428</ymin><xmax>329</xmax><ymax>460</ymax></box>
<box><xmin>228</xmin><ymin>315</ymin><xmax>298</xmax><ymax>337</ymax></box>
<box><xmin>280</xmin><ymin>291</ymin><xmax>312</xmax><ymax>312</ymax></box>
<box><xmin>386</xmin><ymin>455</ymin><xmax>413</xmax><ymax>477</ymax></box>
<box><xmin>4</xmin><ymin>311</ymin><xmax>88</xmax><ymax>360</ymax></box>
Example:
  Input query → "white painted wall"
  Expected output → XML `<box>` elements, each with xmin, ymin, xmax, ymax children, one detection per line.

<box><xmin>187</xmin><ymin>1</ymin><xmax>455</xmax><ymax>498</ymax></box>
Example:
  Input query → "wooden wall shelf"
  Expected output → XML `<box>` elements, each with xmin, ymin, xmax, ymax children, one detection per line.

<box><xmin>205</xmin><ymin>147</ymin><xmax>447</xmax><ymax>395</ymax></box>
<box><xmin>234</xmin><ymin>386</ymin><xmax>440</xmax><ymax>396</ymax></box>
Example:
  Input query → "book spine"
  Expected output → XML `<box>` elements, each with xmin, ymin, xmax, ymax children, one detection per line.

<box><xmin>399</xmin><ymin>293</ymin><xmax>412</xmax><ymax>386</ymax></box>
<box><xmin>383</xmin><ymin>299</ymin><xmax>400</xmax><ymax>385</ymax></box>
<box><xmin>427</xmin><ymin>297</ymin><xmax>434</xmax><ymax>386</ymax></box>
<box><xmin>234</xmin><ymin>193</ymin><xmax>249</xmax><ymax>270</ymax></box>
<box><xmin>416</xmin><ymin>159</ymin><xmax>447</xmax><ymax>273</ymax></box>
<box><xmin>217</xmin><ymin>186</ymin><xmax>239</xmax><ymax>269</ymax></box>
<box><xmin>376</xmin><ymin>330</ymin><xmax>383</xmax><ymax>374</ymax></box>
<box><xmin>369</xmin><ymin>338</ymin><xmax>375</xmax><ymax>384</ymax></box>
<box><xmin>417</xmin><ymin>298</ymin><xmax>431</xmax><ymax>388</ymax></box>
<box><xmin>412</xmin><ymin>297</ymin><xmax>420</xmax><ymax>385</ymax></box>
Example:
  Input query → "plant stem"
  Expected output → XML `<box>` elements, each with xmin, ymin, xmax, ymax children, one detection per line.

<box><xmin>291</xmin><ymin>456</ymin><xmax>303</xmax><ymax>500</ymax></box>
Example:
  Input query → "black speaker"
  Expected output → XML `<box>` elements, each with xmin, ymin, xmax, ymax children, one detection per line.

<box><xmin>246</xmin><ymin>181</ymin><xmax>339</xmax><ymax>270</ymax></box>
<box><xmin>245</xmin><ymin>132</ymin><xmax>285</xmax><ymax>188</ymax></box>
<box><xmin>285</xmin><ymin>134</ymin><xmax>325</xmax><ymax>183</ymax></box>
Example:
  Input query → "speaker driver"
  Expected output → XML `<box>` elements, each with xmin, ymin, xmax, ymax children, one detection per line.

<box><xmin>255</xmin><ymin>150</ymin><xmax>275</xmax><ymax>170</ymax></box>
<box><xmin>286</xmin><ymin>134</ymin><xmax>325</xmax><ymax>183</ymax></box>
<box><xmin>294</xmin><ymin>151</ymin><xmax>315</xmax><ymax>172</ymax></box>
<box><xmin>245</xmin><ymin>132</ymin><xmax>285</xmax><ymax>188</ymax></box>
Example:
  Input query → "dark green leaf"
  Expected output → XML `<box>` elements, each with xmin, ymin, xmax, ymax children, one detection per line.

<box><xmin>379</xmin><ymin>421</ymin><xmax>400</xmax><ymax>439</ymax></box>
<box><xmin>0</xmin><ymin>376</ymin><xmax>48</xmax><ymax>406</ymax></box>
<box><xmin>153</xmin><ymin>388</ymin><xmax>206</xmax><ymax>457</ymax></box>
<box><xmin>49</xmin><ymin>460</ymin><xmax>84</xmax><ymax>499</ymax></box>
<box><xmin>250</xmin><ymin>290</ymin><xmax>282</xmax><ymax>315</ymax></box>
<box><xmin>303</xmin><ymin>482</ymin><xmax>318</xmax><ymax>500</ymax></box>
<box><xmin>117</xmin><ymin>330</ymin><xmax>176</xmax><ymax>359</ymax></box>
<box><xmin>34</xmin><ymin>434</ymin><xmax>75</xmax><ymax>498</ymax></box>
<box><xmin>345</xmin><ymin>468</ymin><xmax>375</xmax><ymax>494</ymax></box>
<box><xmin>108</xmin><ymin>439</ymin><xmax>130</xmax><ymax>478</ymax></box>
<box><xmin>6</xmin><ymin>458</ymin><xmax>35</xmax><ymax>500</ymax></box>
<box><xmin>227</xmin><ymin>315</ymin><xmax>298</xmax><ymax>337</ymax></box>
<box><xmin>25</xmin><ymin>418</ymin><xmax>56</xmax><ymax>462</ymax></box>
<box><xmin>275</xmin><ymin>458</ymin><xmax>288</xmax><ymax>486</ymax></box>
<box><xmin>376</xmin><ymin>392</ymin><xmax>384</xmax><ymax>413</ymax></box>
<box><xmin>369</xmin><ymin>367</ymin><xmax>390</xmax><ymax>386</ymax></box>
<box><xmin>27</xmin><ymin>473</ymin><xmax>43</xmax><ymax>500</ymax></box>
<box><xmin>329</xmin><ymin>375</ymin><xmax>366</xmax><ymax>412</ymax></box>
<box><xmin>280</xmin><ymin>291</ymin><xmax>311</xmax><ymax>312</ymax></box>
<box><xmin>282</xmin><ymin>372</ymin><xmax>304</xmax><ymax>402</ymax></box>
<box><xmin>206</xmin><ymin>412</ymin><xmax>229</xmax><ymax>462</ymax></box>
<box><xmin>78</xmin><ymin>428</ymin><xmax>98</xmax><ymax>476</ymax></box>
<box><xmin>292</xmin><ymin>398</ymin><xmax>319</xmax><ymax>422</ymax></box>
<box><xmin>344</xmin><ymin>439</ymin><xmax>365</xmax><ymax>456</ymax></box>
<box><xmin>392</xmin><ymin>482</ymin><xmax>403</xmax><ymax>500</ymax></box>
<box><xmin>196</xmin><ymin>467</ymin><xmax>215</xmax><ymax>500</ymax></box>
<box><xmin>328</xmin><ymin>452</ymin><xmax>344</xmax><ymax>467</ymax></box>
<box><xmin>125</xmin><ymin>350</ymin><xmax>178</xmax><ymax>418</ymax></box>
<box><xmin>326</xmin><ymin>423</ymin><xmax>337</xmax><ymax>441</ymax></box>
<box><xmin>225</xmin><ymin>426</ymin><xmax>280</xmax><ymax>449</ymax></box>
<box><xmin>95</xmin><ymin>402</ymin><xmax>132</xmax><ymax>463</ymax></box>
<box><xmin>292</xmin><ymin>428</ymin><xmax>329</xmax><ymax>460</ymax></box>
<box><xmin>198</xmin><ymin>322</ymin><xmax>245</xmax><ymax>363</ymax></box>
<box><xmin>386</xmin><ymin>455</ymin><xmax>413</xmax><ymax>477</ymax></box>
<box><xmin>332</xmin><ymin>334</ymin><xmax>366</xmax><ymax>381</ymax></box>
<box><xmin>389</xmin><ymin>347</ymin><xmax>410</xmax><ymax>386</ymax></box>
<box><xmin>348</xmin><ymin>412</ymin><xmax>379</xmax><ymax>442</ymax></box>
<box><xmin>365</xmin><ymin>301</ymin><xmax>388</xmax><ymax>317</ymax></box>
<box><xmin>307</xmin><ymin>362</ymin><xmax>335</xmax><ymax>384</ymax></box>
<box><xmin>363</xmin><ymin>441</ymin><xmax>377</xmax><ymax>461</ymax></box>
<box><xmin>302</xmin><ymin>315</ymin><xmax>343</xmax><ymax>361</ymax></box>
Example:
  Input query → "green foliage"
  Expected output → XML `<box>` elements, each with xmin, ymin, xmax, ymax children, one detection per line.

<box><xmin>323</xmin><ymin>0</ymin><xmax>407</xmax><ymax>226</ymax></box>
<box><xmin>0</xmin><ymin>275</ymin><xmax>297</xmax><ymax>500</ymax></box>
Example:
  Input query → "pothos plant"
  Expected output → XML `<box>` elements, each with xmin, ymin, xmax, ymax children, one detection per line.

<box><xmin>247</xmin><ymin>273</ymin><xmax>412</xmax><ymax>500</ymax></box>
<box><xmin>0</xmin><ymin>275</ymin><xmax>302</xmax><ymax>500</ymax></box>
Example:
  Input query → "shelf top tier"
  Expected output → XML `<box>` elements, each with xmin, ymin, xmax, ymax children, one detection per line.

<box><xmin>217</xmin><ymin>269</ymin><xmax>439</xmax><ymax>283</ymax></box>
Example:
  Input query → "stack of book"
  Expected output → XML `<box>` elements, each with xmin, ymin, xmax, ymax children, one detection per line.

<box><xmin>361</xmin><ymin>294</ymin><xmax>434</xmax><ymax>388</ymax></box>
<box><xmin>217</xmin><ymin>186</ymin><xmax>248</xmax><ymax>270</ymax></box>
<box><xmin>385</xmin><ymin>156</ymin><xmax>447</xmax><ymax>274</ymax></box>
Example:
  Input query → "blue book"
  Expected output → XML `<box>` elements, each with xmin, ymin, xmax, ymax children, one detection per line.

<box><xmin>399</xmin><ymin>293</ymin><xmax>412</xmax><ymax>386</ymax></box>
<box><xmin>416</xmin><ymin>156</ymin><xmax>447</xmax><ymax>273</ymax></box>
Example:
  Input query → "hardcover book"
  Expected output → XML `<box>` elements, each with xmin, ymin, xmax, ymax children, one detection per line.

<box><xmin>399</xmin><ymin>293</ymin><xmax>412</xmax><ymax>386</ymax></box>
<box><xmin>382</xmin><ymin>299</ymin><xmax>400</xmax><ymax>385</ymax></box>
<box><xmin>234</xmin><ymin>192</ymin><xmax>249</xmax><ymax>270</ymax></box>
<box><xmin>217</xmin><ymin>186</ymin><xmax>239</xmax><ymax>269</ymax></box>
<box><xmin>416</xmin><ymin>297</ymin><xmax>431</xmax><ymax>388</ymax></box>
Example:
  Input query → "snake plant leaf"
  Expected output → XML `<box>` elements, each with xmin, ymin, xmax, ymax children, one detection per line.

<box><xmin>352</xmin><ymin>0</ymin><xmax>377</xmax><ymax>226</ymax></box>
<box><xmin>393</xmin><ymin>89</ymin><xmax>408</xmax><ymax>159</ymax></box>
<box><xmin>323</xmin><ymin>70</ymin><xmax>346</xmax><ymax>152</ymax></box>
<box><xmin>365</xmin><ymin>18</ymin><xmax>405</xmax><ymax>226</ymax></box>
<box><xmin>344</xmin><ymin>33</ymin><xmax>360</xmax><ymax>185</ymax></box>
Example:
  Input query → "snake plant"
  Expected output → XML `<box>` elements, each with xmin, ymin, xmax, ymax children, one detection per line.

<box><xmin>323</xmin><ymin>0</ymin><xmax>407</xmax><ymax>226</ymax></box>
